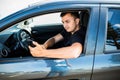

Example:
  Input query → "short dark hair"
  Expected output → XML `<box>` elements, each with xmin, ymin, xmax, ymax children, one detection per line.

<box><xmin>60</xmin><ymin>11</ymin><xmax>79</xmax><ymax>18</ymax></box>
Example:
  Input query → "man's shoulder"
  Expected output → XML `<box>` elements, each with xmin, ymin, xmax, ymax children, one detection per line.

<box><xmin>78</xmin><ymin>26</ymin><xmax>87</xmax><ymax>35</ymax></box>
<box><xmin>60</xmin><ymin>29</ymin><xmax>70</xmax><ymax>37</ymax></box>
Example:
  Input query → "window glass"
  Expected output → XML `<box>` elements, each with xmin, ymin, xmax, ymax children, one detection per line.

<box><xmin>106</xmin><ymin>9</ymin><xmax>120</xmax><ymax>51</ymax></box>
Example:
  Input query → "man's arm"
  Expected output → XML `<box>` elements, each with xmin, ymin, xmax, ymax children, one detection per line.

<box><xmin>29</xmin><ymin>42</ymin><xmax>83</xmax><ymax>59</ymax></box>
<box><xmin>43</xmin><ymin>33</ymin><xmax>64</xmax><ymax>49</ymax></box>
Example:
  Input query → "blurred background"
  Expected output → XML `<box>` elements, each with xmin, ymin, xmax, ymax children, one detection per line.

<box><xmin>0</xmin><ymin>0</ymin><xmax>44</xmax><ymax>20</ymax></box>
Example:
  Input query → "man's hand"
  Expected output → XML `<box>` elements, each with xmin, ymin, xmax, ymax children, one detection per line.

<box><xmin>29</xmin><ymin>41</ymin><xmax>45</xmax><ymax>57</ymax></box>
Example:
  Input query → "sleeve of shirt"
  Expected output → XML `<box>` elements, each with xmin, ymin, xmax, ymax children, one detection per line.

<box><xmin>71</xmin><ymin>33</ymin><xmax>85</xmax><ymax>46</ymax></box>
<box><xmin>60</xmin><ymin>29</ymin><xmax>66</xmax><ymax>38</ymax></box>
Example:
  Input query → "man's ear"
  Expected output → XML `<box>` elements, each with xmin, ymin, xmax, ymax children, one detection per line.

<box><xmin>76</xmin><ymin>18</ymin><xmax>80</xmax><ymax>25</ymax></box>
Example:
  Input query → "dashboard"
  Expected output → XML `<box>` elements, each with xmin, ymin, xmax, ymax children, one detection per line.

<box><xmin>0</xmin><ymin>29</ymin><xmax>32</xmax><ymax>58</ymax></box>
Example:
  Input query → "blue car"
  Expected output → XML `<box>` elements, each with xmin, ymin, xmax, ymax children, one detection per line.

<box><xmin>0</xmin><ymin>0</ymin><xmax>120</xmax><ymax>80</ymax></box>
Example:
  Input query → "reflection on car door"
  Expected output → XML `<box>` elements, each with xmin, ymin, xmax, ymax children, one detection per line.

<box><xmin>92</xmin><ymin>5</ymin><xmax>120</xmax><ymax>80</ymax></box>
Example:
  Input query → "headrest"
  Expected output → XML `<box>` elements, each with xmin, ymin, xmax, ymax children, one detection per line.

<box><xmin>80</xmin><ymin>11</ymin><xmax>89</xmax><ymax>27</ymax></box>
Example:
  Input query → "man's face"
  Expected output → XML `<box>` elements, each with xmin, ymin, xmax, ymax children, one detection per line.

<box><xmin>61</xmin><ymin>13</ymin><xmax>79</xmax><ymax>33</ymax></box>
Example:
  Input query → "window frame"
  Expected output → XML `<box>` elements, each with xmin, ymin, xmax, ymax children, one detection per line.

<box><xmin>95</xmin><ymin>4</ymin><xmax>120</xmax><ymax>54</ymax></box>
<box><xmin>0</xmin><ymin>3</ymin><xmax>99</xmax><ymax>61</ymax></box>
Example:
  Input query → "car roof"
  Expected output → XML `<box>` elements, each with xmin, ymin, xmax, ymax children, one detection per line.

<box><xmin>29</xmin><ymin>0</ymin><xmax>120</xmax><ymax>7</ymax></box>
<box><xmin>0</xmin><ymin>0</ymin><xmax>120</xmax><ymax>32</ymax></box>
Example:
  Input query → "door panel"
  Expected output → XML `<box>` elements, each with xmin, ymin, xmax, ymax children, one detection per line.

<box><xmin>92</xmin><ymin>5</ymin><xmax>120</xmax><ymax>80</ymax></box>
<box><xmin>92</xmin><ymin>53</ymin><xmax>120</xmax><ymax>80</ymax></box>
<box><xmin>0</xmin><ymin>55</ymin><xmax>94</xmax><ymax>80</ymax></box>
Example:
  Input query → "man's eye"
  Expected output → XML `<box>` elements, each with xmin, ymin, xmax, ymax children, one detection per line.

<box><xmin>66</xmin><ymin>21</ymin><xmax>70</xmax><ymax>23</ymax></box>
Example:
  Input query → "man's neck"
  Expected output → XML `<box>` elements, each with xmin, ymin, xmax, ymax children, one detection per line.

<box><xmin>71</xmin><ymin>26</ymin><xmax>80</xmax><ymax>34</ymax></box>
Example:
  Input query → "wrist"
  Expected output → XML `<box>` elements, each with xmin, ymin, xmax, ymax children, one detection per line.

<box><xmin>42</xmin><ymin>45</ymin><xmax>46</xmax><ymax>49</ymax></box>
<box><xmin>43</xmin><ymin>43</ymin><xmax>48</xmax><ymax>49</ymax></box>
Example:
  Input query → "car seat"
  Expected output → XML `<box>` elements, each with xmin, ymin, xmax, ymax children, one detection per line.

<box><xmin>79</xmin><ymin>11</ymin><xmax>89</xmax><ymax>27</ymax></box>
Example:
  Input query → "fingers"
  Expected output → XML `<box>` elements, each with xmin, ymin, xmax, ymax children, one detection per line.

<box><xmin>28</xmin><ymin>46</ymin><xmax>34</xmax><ymax>53</ymax></box>
<box><xmin>28</xmin><ymin>41</ymin><xmax>43</xmax><ymax>52</ymax></box>
<box><xmin>32</xmin><ymin>41</ymin><xmax>45</xmax><ymax>49</ymax></box>
<box><xmin>28</xmin><ymin>42</ymin><xmax>44</xmax><ymax>57</ymax></box>
<box><xmin>32</xmin><ymin>41</ymin><xmax>39</xmax><ymax>46</ymax></box>
<box><xmin>28</xmin><ymin>45</ymin><xmax>32</xmax><ymax>50</ymax></box>
<box><xmin>28</xmin><ymin>41</ymin><xmax>37</xmax><ymax>52</ymax></box>
<box><xmin>28</xmin><ymin>45</ymin><xmax>38</xmax><ymax>57</ymax></box>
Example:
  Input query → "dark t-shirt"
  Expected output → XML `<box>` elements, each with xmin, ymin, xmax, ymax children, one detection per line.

<box><xmin>60</xmin><ymin>26</ymin><xmax>86</xmax><ymax>47</ymax></box>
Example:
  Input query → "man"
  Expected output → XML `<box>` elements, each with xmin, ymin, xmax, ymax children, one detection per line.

<box><xmin>29</xmin><ymin>11</ymin><xmax>86</xmax><ymax>59</ymax></box>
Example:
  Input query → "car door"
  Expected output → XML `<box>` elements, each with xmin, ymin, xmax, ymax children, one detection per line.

<box><xmin>91</xmin><ymin>4</ymin><xmax>120</xmax><ymax>80</ymax></box>
<box><xmin>0</xmin><ymin>1</ymin><xmax>100</xmax><ymax>80</ymax></box>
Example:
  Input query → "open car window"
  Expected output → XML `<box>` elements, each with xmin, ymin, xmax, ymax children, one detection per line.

<box><xmin>0</xmin><ymin>10</ymin><xmax>89</xmax><ymax>58</ymax></box>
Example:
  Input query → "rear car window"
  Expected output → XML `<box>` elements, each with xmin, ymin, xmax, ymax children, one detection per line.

<box><xmin>105</xmin><ymin>9</ymin><xmax>120</xmax><ymax>52</ymax></box>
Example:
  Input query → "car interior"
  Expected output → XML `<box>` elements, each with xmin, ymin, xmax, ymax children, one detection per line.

<box><xmin>0</xmin><ymin>10</ymin><xmax>89</xmax><ymax>58</ymax></box>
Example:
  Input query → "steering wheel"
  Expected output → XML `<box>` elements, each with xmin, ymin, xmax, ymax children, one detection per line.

<box><xmin>15</xmin><ymin>29</ymin><xmax>33</xmax><ymax>52</ymax></box>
